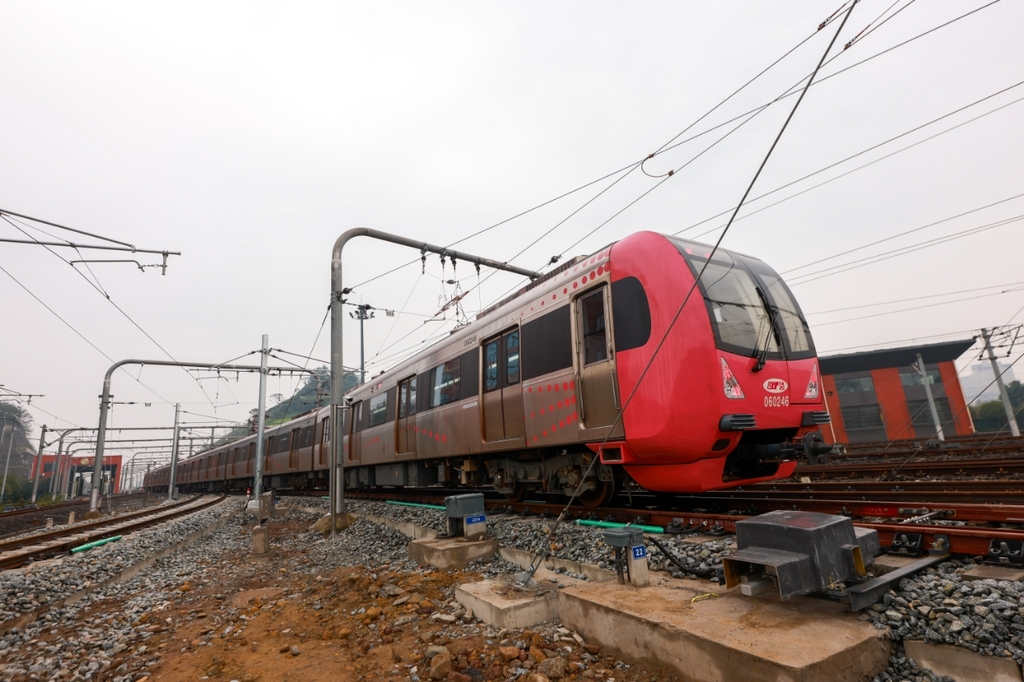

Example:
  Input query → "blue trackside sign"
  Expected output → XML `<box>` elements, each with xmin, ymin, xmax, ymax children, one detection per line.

<box><xmin>632</xmin><ymin>545</ymin><xmax>647</xmax><ymax>560</ymax></box>
<box><xmin>465</xmin><ymin>514</ymin><xmax>486</xmax><ymax>525</ymax></box>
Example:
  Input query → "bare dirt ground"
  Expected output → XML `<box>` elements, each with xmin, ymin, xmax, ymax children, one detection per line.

<box><xmin>22</xmin><ymin>512</ymin><xmax>681</xmax><ymax>682</ymax></box>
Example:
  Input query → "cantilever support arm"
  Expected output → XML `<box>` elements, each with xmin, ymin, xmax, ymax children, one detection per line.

<box><xmin>91</xmin><ymin>359</ymin><xmax>317</xmax><ymax>513</ymax></box>
<box><xmin>329</xmin><ymin>228</ymin><xmax>540</xmax><ymax>538</ymax></box>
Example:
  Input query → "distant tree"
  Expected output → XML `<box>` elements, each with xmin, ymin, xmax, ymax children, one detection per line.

<box><xmin>971</xmin><ymin>400</ymin><xmax>1010</xmax><ymax>432</ymax></box>
<box><xmin>0</xmin><ymin>402</ymin><xmax>32</xmax><ymax>437</ymax></box>
<box><xmin>1007</xmin><ymin>380</ymin><xmax>1024</xmax><ymax>411</ymax></box>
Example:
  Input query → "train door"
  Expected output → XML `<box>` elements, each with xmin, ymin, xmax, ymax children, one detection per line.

<box><xmin>574</xmin><ymin>286</ymin><xmax>620</xmax><ymax>429</ymax></box>
<box><xmin>349</xmin><ymin>400</ymin><xmax>363</xmax><ymax>463</ymax></box>
<box><xmin>482</xmin><ymin>328</ymin><xmax>526</xmax><ymax>443</ymax></box>
<box><xmin>396</xmin><ymin>377</ymin><xmax>417</xmax><ymax>457</ymax></box>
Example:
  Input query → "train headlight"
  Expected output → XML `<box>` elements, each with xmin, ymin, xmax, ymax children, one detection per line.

<box><xmin>804</xmin><ymin>362</ymin><xmax>820</xmax><ymax>400</ymax></box>
<box><xmin>721</xmin><ymin>357</ymin><xmax>745</xmax><ymax>400</ymax></box>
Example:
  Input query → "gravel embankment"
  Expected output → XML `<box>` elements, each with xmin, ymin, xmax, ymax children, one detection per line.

<box><xmin>0</xmin><ymin>497</ymin><xmax>242</xmax><ymax>628</ymax></box>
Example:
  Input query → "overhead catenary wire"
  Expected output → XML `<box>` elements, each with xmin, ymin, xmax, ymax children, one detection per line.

<box><xmin>789</xmin><ymin>214</ymin><xmax>1024</xmax><ymax>286</ymax></box>
<box><xmin>344</xmin><ymin>0</ymin><xmax>886</xmax><ymax>297</ymax></box>
<box><xmin>485</xmin><ymin>0</ymin><xmax>1006</xmax><ymax>316</ymax></box>
<box><xmin>806</xmin><ymin>280</ymin><xmax>1024</xmax><ymax>315</ymax></box>
<box><xmin>679</xmin><ymin>85</ymin><xmax>1024</xmax><ymax>242</ymax></box>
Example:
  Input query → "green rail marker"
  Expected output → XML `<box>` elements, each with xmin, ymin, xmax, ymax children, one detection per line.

<box><xmin>575</xmin><ymin>518</ymin><xmax>663</xmax><ymax>534</ymax></box>
<box><xmin>385</xmin><ymin>500</ymin><xmax>446</xmax><ymax>511</ymax></box>
<box><xmin>70</xmin><ymin>535</ymin><xmax>123</xmax><ymax>554</ymax></box>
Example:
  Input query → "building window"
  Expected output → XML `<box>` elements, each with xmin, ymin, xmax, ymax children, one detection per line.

<box><xmin>907</xmin><ymin>398</ymin><xmax>953</xmax><ymax>427</ymax></box>
<box><xmin>899</xmin><ymin>366</ymin><xmax>942</xmax><ymax>388</ymax></box>
<box><xmin>841</xmin><ymin>404</ymin><xmax>884</xmax><ymax>430</ymax></box>
<box><xmin>835</xmin><ymin>376</ymin><xmax>874</xmax><ymax>393</ymax></box>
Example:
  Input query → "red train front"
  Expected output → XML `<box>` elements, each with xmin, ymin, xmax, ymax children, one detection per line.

<box><xmin>600</xmin><ymin>231</ymin><xmax>829</xmax><ymax>492</ymax></box>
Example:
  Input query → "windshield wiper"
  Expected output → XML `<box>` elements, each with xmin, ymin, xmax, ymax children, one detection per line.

<box><xmin>752</xmin><ymin>286</ymin><xmax>781</xmax><ymax>373</ymax></box>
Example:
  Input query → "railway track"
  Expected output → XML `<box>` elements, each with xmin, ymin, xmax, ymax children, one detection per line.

<box><xmin>0</xmin><ymin>493</ymin><xmax>150</xmax><ymax>539</ymax></box>
<box><xmin>0</xmin><ymin>495</ymin><xmax>225</xmax><ymax>571</ymax></box>
<box><xmin>347</xmin><ymin>486</ymin><xmax>1024</xmax><ymax>559</ymax></box>
<box><xmin>795</xmin><ymin>456</ymin><xmax>1024</xmax><ymax>479</ymax></box>
<box><xmin>832</xmin><ymin>433</ymin><xmax>1024</xmax><ymax>458</ymax></box>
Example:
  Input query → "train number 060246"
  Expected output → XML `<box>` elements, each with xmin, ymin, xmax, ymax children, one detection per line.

<box><xmin>764</xmin><ymin>395</ymin><xmax>790</xmax><ymax>407</ymax></box>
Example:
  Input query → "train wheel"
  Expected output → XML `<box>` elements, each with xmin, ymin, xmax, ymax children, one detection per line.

<box><xmin>576</xmin><ymin>479</ymin><xmax>615</xmax><ymax>508</ymax></box>
<box><xmin>503</xmin><ymin>484</ymin><xmax>528</xmax><ymax>503</ymax></box>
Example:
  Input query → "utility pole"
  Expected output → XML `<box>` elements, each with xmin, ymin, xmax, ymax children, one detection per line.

<box><xmin>915</xmin><ymin>354</ymin><xmax>944</xmax><ymax>442</ymax></box>
<box><xmin>30</xmin><ymin>425</ymin><xmax>48</xmax><ymax>503</ymax></box>
<box><xmin>168</xmin><ymin>404</ymin><xmax>181</xmax><ymax>501</ymax></box>
<box><xmin>349</xmin><ymin>304</ymin><xmax>375</xmax><ymax>385</ymax></box>
<box><xmin>49</xmin><ymin>431</ymin><xmax>68</xmax><ymax>496</ymax></box>
<box><xmin>0</xmin><ymin>423</ymin><xmax>15</xmax><ymax>508</ymax></box>
<box><xmin>253</xmin><ymin>334</ymin><xmax>269</xmax><ymax>502</ymax></box>
<box><xmin>981</xmin><ymin>328</ymin><xmax>1021</xmax><ymax>437</ymax></box>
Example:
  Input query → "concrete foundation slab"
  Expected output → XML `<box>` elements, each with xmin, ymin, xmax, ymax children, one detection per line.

<box><xmin>498</xmin><ymin>546</ymin><xmax>617</xmax><ymax>583</ymax></box>
<box><xmin>408</xmin><ymin>536</ymin><xmax>497</xmax><ymax>571</ymax></box>
<box><xmin>558</xmin><ymin>579</ymin><xmax>890</xmax><ymax>682</ymax></box>
<box><xmin>455</xmin><ymin>579</ymin><xmax>558</xmax><ymax>629</ymax></box>
<box><xmin>904</xmin><ymin>640</ymin><xmax>1023</xmax><ymax>682</ymax></box>
<box><xmin>963</xmin><ymin>564</ymin><xmax>1024</xmax><ymax>582</ymax></box>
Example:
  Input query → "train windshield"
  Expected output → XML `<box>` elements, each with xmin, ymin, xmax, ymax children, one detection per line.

<box><xmin>670</xmin><ymin>238</ymin><xmax>815</xmax><ymax>360</ymax></box>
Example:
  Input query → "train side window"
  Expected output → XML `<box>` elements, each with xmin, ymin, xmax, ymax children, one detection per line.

<box><xmin>319</xmin><ymin>417</ymin><xmax>329</xmax><ymax>466</ymax></box>
<box><xmin>352</xmin><ymin>401</ymin><xmax>364</xmax><ymax>432</ymax></box>
<box><xmin>277</xmin><ymin>433</ymin><xmax>291</xmax><ymax>454</ymax></box>
<box><xmin>580</xmin><ymin>290</ymin><xmax>608</xmax><ymax>365</ymax></box>
<box><xmin>521</xmin><ymin>306</ymin><xmax>573</xmax><ymax>380</ymax></box>
<box><xmin>505</xmin><ymin>330</ymin><xmax>520</xmax><ymax>385</ymax></box>
<box><xmin>369</xmin><ymin>393</ymin><xmax>388</xmax><ymax>427</ymax></box>
<box><xmin>431</xmin><ymin>359</ymin><xmax>462</xmax><ymax>407</ymax></box>
<box><xmin>398</xmin><ymin>377</ymin><xmax>418</xmax><ymax>418</ymax></box>
<box><xmin>484</xmin><ymin>339</ymin><xmax>500</xmax><ymax>392</ymax></box>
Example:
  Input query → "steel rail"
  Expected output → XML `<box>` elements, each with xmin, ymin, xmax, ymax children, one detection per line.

<box><xmin>0</xmin><ymin>496</ymin><xmax>197</xmax><ymax>554</ymax></box>
<box><xmin>797</xmin><ymin>456</ymin><xmax>1024</xmax><ymax>478</ymax></box>
<box><xmin>0</xmin><ymin>495</ymin><xmax>225</xmax><ymax>571</ymax></box>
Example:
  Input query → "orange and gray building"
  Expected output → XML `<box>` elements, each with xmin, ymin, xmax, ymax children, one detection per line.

<box><xmin>819</xmin><ymin>339</ymin><xmax>976</xmax><ymax>444</ymax></box>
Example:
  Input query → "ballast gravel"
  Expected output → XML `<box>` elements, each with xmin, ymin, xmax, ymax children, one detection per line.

<box><xmin>285</xmin><ymin>496</ymin><xmax>737</xmax><ymax>579</ymax></box>
<box><xmin>284</xmin><ymin>497</ymin><xmax>1024</xmax><ymax>681</ymax></box>
<box><xmin>862</xmin><ymin>557</ymin><xmax>1024</xmax><ymax>682</ymax></box>
<box><xmin>0</xmin><ymin>504</ymin><xmax>420</xmax><ymax>681</ymax></box>
<box><xmin>0</xmin><ymin>497</ymin><xmax>243</xmax><ymax>628</ymax></box>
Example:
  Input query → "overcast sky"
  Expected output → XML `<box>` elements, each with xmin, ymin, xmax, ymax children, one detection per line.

<box><xmin>2</xmin><ymin>1</ymin><xmax>1022</xmax><ymax>463</ymax></box>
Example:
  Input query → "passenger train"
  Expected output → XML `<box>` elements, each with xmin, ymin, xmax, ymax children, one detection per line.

<box><xmin>144</xmin><ymin>231</ymin><xmax>831</xmax><ymax>506</ymax></box>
